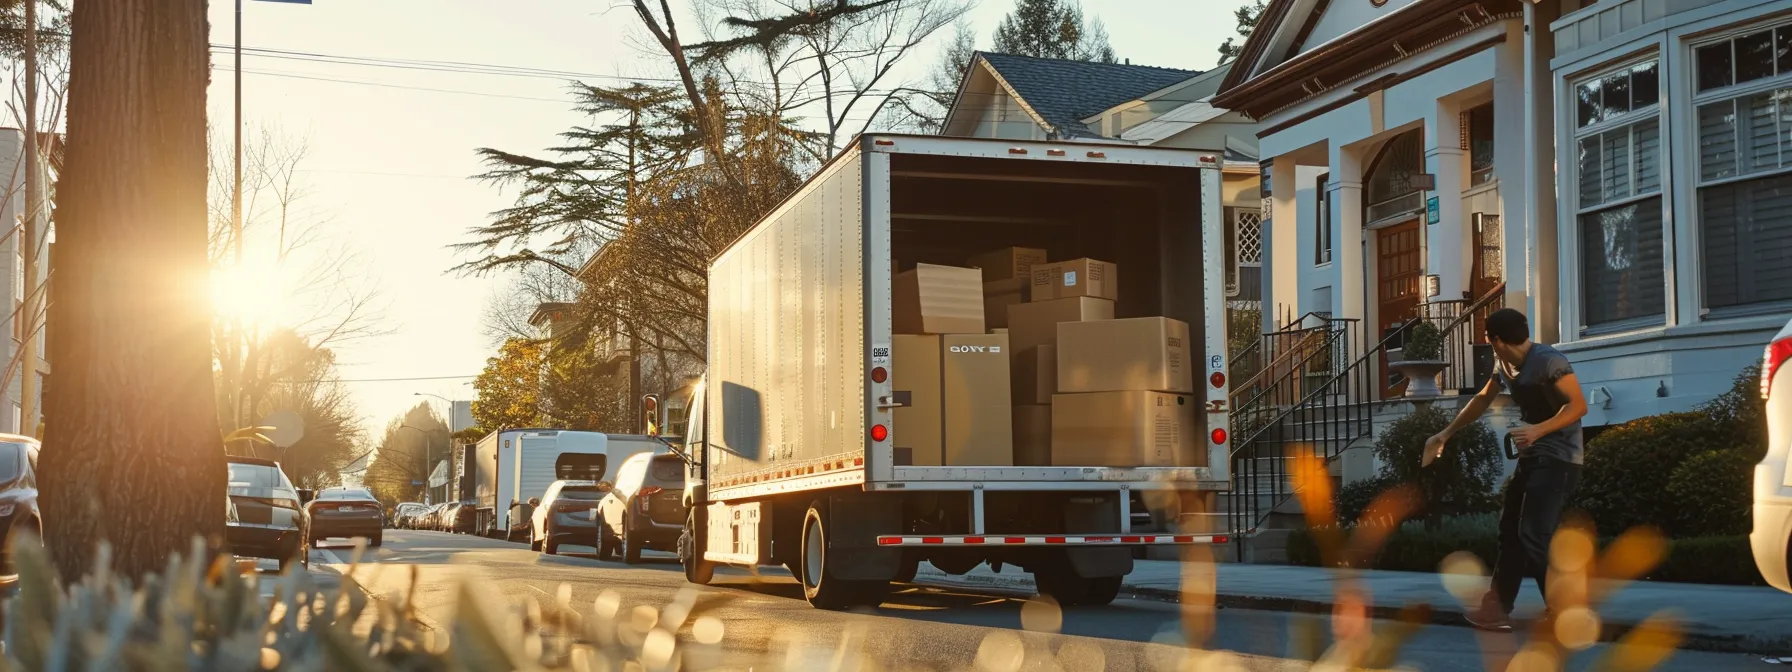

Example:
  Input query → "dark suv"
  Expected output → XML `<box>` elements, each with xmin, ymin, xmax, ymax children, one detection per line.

<box><xmin>224</xmin><ymin>456</ymin><xmax>310</xmax><ymax>571</ymax></box>
<box><xmin>596</xmin><ymin>452</ymin><xmax>685</xmax><ymax>564</ymax></box>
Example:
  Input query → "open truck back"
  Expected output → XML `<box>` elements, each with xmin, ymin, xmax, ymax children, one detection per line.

<box><xmin>678</xmin><ymin>135</ymin><xmax>1231</xmax><ymax>608</ymax></box>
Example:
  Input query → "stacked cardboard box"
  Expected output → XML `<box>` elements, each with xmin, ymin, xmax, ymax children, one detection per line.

<box><xmin>1000</xmin><ymin>257</ymin><xmax>1119</xmax><ymax>467</ymax></box>
<box><xmin>972</xmin><ymin>247</ymin><xmax>1044</xmax><ymax>329</ymax></box>
<box><xmin>890</xmin><ymin>262</ymin><xmax>1012</xmax><ymax>467</ymax></box>
<box><xmin>1052</xmin><ymin>316</ymin><xmax>1201</xmax><ymax>468</ymax></box>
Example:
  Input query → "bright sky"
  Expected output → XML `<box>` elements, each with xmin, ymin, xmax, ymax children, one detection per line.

<box><xmin>202</xmin><ymin>0</ymin><xmax>1252</xmax><ymax>439</ymax></box>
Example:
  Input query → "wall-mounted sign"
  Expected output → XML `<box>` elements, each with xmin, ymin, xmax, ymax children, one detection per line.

<box><xmin>1426</xmin><ymin>196</ymin><xmax>1440</xmax><ymax>225</ymax></box>
<box><xmin>1426</xmin><ymin>274</ymin><xmax>1442</xmax><ymax>298</ymax></box>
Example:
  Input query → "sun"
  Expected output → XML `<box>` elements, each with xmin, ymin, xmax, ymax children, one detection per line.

<box><xmin>211</xmin><ymin>264</ymin><xmax>292</xmax><ymax>326</ymax></box>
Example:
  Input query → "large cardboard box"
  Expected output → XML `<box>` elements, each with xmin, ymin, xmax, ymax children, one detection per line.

<box><xmin>1012</xmin><ymin>404</ymin><xmax>1052</xmax><ymax>466</ymax></box>
<box><xmin>969</xmin><ymin>247</ymin><xmax>1047</xmax><ymax>283</ymax></box>
<box><xmin>894</xmin><ymin>263</ymin><xmax>985</xmax><ymax>335</ymax></box>
<box><xmin>983</xmin><ymin>278</ymin><xmax>1027</xmax><ymax>329</ymax></box>
<box><xmin>1007</xmin><ymin>296</ymin><xmax>1114</xmax><ymax>357</ymax></box>
<box><xmin>891</xmin><ymin>335</ymin><xmax>943</xmax><ymax>466</ymax></box>
<box><xmin>1030</xmin><ymin>258</ymin><xmax>1118</xmax><ymax>302</ymax></box>
<box><xmin>1057</xmin><ymin>317</ymin><xmax>1194</xmax><ymax>394</ymax></box>
<box><xmin>1011</xmin><ymin>345</ymin><xmax>1057</xmax><ymax>405</ymax></box>
<box><xmin>890</xmin><ymin>334</ymin><xmax>1014</xmax><ymax>467</ymax></box>
<box><xmin>1051</xmin><ymin>391</ymin><xmax>1201</xmax><ymax>467</ymax></box>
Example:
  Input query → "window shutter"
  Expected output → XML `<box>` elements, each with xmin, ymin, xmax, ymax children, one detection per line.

<box><xmin>1634</xmin><ymin>119</ymin><xmax>1661</xmax><ymax>193</ymax></box>
<box><xmin>1579</xmin><ymin>198</ymin><xmax>1665</xmax><ymax>327</ymax></box>
<box><xmin>1700</xmin><ymin>100</ymin><xmax>1738</xmax><ymax>181</ymax></box>
<box><xmin>1701</xmin><ymin>171</ymin><xmax>1792</xmax><ymax>308</ymax></box>
<box><xmin>1743</xmin><ymin>91</ymin><xmax>1780</xmax><ymax>173</ymax></box>
<box><xmin>1601</xmin><ymin>129</ymin><xmax>1632</xmax><ymax>201</ymax></box>
<box><xmin>1578</xmin><ymin>137</ymin><xmax>1603</xmax><ymax>205</ymax></box>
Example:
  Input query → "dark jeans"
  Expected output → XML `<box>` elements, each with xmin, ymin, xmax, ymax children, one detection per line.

<box><xmin>1490</xmin><ymin>455</ymin><xmax>1581</xmax><ymax>614</ymax></box>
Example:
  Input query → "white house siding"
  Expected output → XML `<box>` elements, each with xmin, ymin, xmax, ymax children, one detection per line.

<box><xmin>1257</xmin><ymin>20</ymin><xmax>1529</xmax><ymax>337</ymax></box>
<box><xmin>951</xmin><ymin>67</ymin><xmax>1049</xmax><ymax>140</ymax></box>
<box><xmin>1550</xmin><ymin>0</ymin><xmax>1792</xmax><ymax>427</ymax></box>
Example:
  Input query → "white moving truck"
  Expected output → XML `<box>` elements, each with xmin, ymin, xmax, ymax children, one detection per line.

<box><xmin>676</xmin><ymin>135</ymin><xmax>1232</xmax><ymax>609</ymax></box>
<box><xmin>472</xmin><ymin>429</ymin><xmax>667</xmax><ymax>533</ymax></box>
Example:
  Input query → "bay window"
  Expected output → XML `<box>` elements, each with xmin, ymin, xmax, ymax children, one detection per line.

<box><xmin>1695</xmin><ymin>23</ymin><xmax>1792</xmax><ymax>313</ymax></box>
<box><xmin>1574</xmin><ymin>59</ymin><xmax>1665</xmax><ymax>331</ymax></box>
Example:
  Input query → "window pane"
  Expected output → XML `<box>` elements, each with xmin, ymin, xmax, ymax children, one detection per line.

<box><xmin>1469</xmin><ymin>104</ymin><xmax>1495</xmax><ymax>183</ymax></box>
<box><xmin>1738</xmin><ymin>30</ymin><xmax>1778</xmax><ymax>84</ymax></box>
<box><xmin>1602</xmin><ymin>128</ymin><xmax>1632</xmax><ymax>201</ymax></box>
<box><xmin>1577</xmin><ymin>80</ymin><xmax>1601</xmax><ymax>128</ymax></box>
<box><xmin>1699</xmin><ymin>41</ymin><xmax>1735</xmax><ymax>92</ymax></box>
<box><xmin>1781</xmin><ymin>89</ymin><xmax>1792</xmax><ymax>167</ymax></box>
<box><xmin>1743</xmin><ymin>91</ymin><xmax>1780</xmax><ymax>173</ymax></box>
<box><xmin>1579</xmin><ymin>136</ymin><xmax>1603</xmax><ymax>206</ymax></box>
<box><xmin>1601</xmin><ymin>71</ymin><xmax>1631</xmax><ymax>120</ymax></box>
<box><xmin>1779</xmin><ymin>27</ymin><xmax>1792</xmax><ymax>74</ymax></box>
<box><xmin>1700</xmin><ymin>100</ymin><xmax>1738</xmax><ymax>181</ymax></box>
<box><xmin>1701</xmin><ymin>171</ymin><xmax>1792</xmax><ymax>308</ymax></box>
<box><xmin>1581</xmin><ymin>198</ymin><xmax>1666</xmax><ymax>327</ymax></box>
<box><xmin>1630</xmin><ymin>61</ymin><xmax>1660</xmax><ymax>109</ymax></box>
<box><xmin>1634</xmin><ymin>119</ymin><xmax>1661</xmax><ymax>194</ymax></box>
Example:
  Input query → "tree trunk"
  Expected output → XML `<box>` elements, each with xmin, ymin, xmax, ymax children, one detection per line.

<box><xmin>20</xmin><ymin>0</ymin><xmax>42</xmax><ymax>439</ymax></box>
<box><xmin>40</xmin><ymin>0</ymin><xmax>222</xmax><ymax>582</ymax></box>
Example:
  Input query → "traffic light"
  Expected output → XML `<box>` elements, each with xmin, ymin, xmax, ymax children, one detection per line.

<box><xmin>642</xmin><ymin>394</ymin><xmax>660</xmax><ymax>436</ymax></box>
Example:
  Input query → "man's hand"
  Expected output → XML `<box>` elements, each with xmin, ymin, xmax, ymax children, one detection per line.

<box><xmin>1421</xmin><ymin>434</ymin><xmax>1447</xmax><ymax>467</ymax></box>
<box><xmin>1509</xmin><ymin>423</ymin><xmax>1545</xmax><ymax>449</ymax></box>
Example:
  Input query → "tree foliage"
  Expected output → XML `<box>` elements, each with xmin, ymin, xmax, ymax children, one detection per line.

<box><xmin>227</xmin><ymin>328</ymin><xmax>362</xmax><ymax>490</ymax></box>
<box><xmin>471</xmin><ymin>338</ymin><xmax>547</xmax><ymax>434</ymax></box>
<box><xmin>364</xmin><ymin>403</ymin><xmax>450</xmax><ymax>509</ymax></box>
<box><xmin>1217</xmin><ymin>0</ymin><xmax>1267</xmax><ymax>65</ymax></box>
<box><xmin>990</xmin><ymin>0</ymin><xmax>1115</xmax><ymax>63</ymax></box>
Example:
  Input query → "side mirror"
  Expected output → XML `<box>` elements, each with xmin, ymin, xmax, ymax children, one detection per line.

<box><xmin>297</xmin><ymin>489</ymin><xmax>315</xmax><ymax>505</ymax></box>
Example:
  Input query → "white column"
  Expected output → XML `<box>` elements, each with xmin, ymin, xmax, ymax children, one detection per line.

<box><xmin>1267</xmin><ymin>157</ymin><xmax>1300</xmax><ymax>331</ymax></box>
<box><xmin>1330</xmin><ymin>144</ymin><xmax>1366</xmax><ymax>328</ymax></box>
<box><xmin>1521</xmin><ymin>5</ymin><xmax>1561</xmax><ymax>342</ymax></box>
<box><xmin>1427</xmin><ymin>105</ymin><xmax>1468</xmax><ymax>301</ymax></box>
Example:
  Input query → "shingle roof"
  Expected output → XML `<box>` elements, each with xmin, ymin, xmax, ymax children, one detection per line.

<box><xmin>977</xmin><ymin>52</ymin><xmax>1200</xmax><ymax>139</ymax></box>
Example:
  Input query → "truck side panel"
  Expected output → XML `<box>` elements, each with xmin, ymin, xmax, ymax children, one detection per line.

<box><xmin>708</xmin><ymin>149</ymin><xmax>867</xmax><ymax>499</ymax></box>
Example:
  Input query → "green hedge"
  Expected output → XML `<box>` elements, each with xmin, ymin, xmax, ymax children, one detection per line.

<box><xmin>1286</xmin><ymin>517</ymin><xmax>1766</xmax><ymax>586</ymax></box>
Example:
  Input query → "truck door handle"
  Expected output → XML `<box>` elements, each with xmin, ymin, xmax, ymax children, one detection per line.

<box><xmin>876</xmin><ymin>391</ymin><xmax>911</xmax><ymax>409</ymax></box>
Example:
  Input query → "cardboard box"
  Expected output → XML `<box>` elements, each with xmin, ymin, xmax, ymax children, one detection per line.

<box><xmin>891</xmin><ymin>334</ymin><xmax>943</xmax><ymax>466</ymax></box>
<box><xmin>890</xmin><ymin>334</ymin><xmax>1014</xmax><ymax>467</ymax></box>
<box><xmin>941</xmin><ymin>333</ymin><xmax>1013</xmax><ymax>466</ymax></box>
<box><xmin>1030</xmin><ymin>258</ymin><xmax>1118</xmax><ymax>302</ymax></box>
<box><xmin>1051</xmin><ymin>391</ymin><xmax>1201</xmax><ymax>467</ymax></box>
<box><xmin>1012</xmin><ymin>345</ymin><xmax>1057</xmax><ymax>405</ymax></box>
<box><xmin>894</xmin><ymin>263</ymin><xmax>985</xmax><ymax>335</ymax></box>
<box><xmin>1007</xmin><ymin>296</ymin><xmax>1114</xmax><ymax>356</ymax></box>
<box><xmin>969</xmin><ymin>247</ymin><xmax>1047</xmax><ymax>283</ymax></box>
<box><xmin>1012</xmin><ymin>404</ymin><xmax>1052</xmax><ymax>466</ymax></box>
<box><xmin>1057</xmin><ymin>317</ymin><xmax>1194</xmax><ymax>394</ymax></box>
<box><xmin>983</xmin><ymin>278</ymin><xmax>1027</xmax><ymax>329</ymax></box>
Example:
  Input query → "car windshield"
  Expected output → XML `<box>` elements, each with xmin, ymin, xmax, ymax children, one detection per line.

<box><xmin>320</xmin><ymin>489</ymin><xmax>374</xmax><ymax>500</ymax></box>
<box><xmin>647</xmin><ymin>457</ymin><xmax>683</xmax><ymax>486</ymax></box>
<box><xmin>0</xmin><ymin>442</ymin><xmax>23</xmax><ymax>485</ymax></box>
<box><xmin>227</xmin><ymin>462</ymin><xmax>286</xmax><ymax>489</ymax></box>
<box><xmin>557</xmin><ymin>486</ymin><xmax>603</xmax><ymax>501</ymax></box>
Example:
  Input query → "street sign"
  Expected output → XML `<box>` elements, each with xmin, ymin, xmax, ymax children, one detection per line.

<box><xmin>1426</xmin><ymin>196</ymin><xmax>1440</xmax><ymax>225</ymax></box>
<box><xmin>259</xmin><ymin>410</ymin><xmax>304</xmax><ymax>448</ymax></box>
<box><xmin>410</xmin><ymin>480</ymin><xmax>423</xmax><ymax>486</ymax></box>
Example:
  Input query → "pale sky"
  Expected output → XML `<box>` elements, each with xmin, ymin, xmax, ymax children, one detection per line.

<box><xmin>201</xmin><ymin>0</ymin><xmax>1252</xmax><ymax>440</ymax></box>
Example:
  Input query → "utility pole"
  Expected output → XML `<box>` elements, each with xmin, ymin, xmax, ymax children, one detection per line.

<box><xmin>226</xmin><ymin>0</ymin><xmax>246</xmax><ymax>447</ymax></box>
<box><xmin>19</xmin><ymin>0</ymin><xmax>42</xmax><ymax>436</ymax></box>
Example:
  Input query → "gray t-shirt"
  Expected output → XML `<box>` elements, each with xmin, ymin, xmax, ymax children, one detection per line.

<box><xmin>1494</xmin><ymin>343</ymin><xmax>1584</xmax><ymax>465</ymax></box>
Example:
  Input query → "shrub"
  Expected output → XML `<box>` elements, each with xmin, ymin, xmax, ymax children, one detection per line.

<box><xmin>1651</xmin><ymin>535</ymin><xmax>1767</xmax><ymax>586</ymax></box>
<box><xmin>1665</xmin><ymin>449</ymin><xmax>1756</xmax><ymax>537</ymax></box>
<box><xmin>1402</xmin><ymin>321</ymin><xmax>1444</xmax><ymax>361</ymax></box>
<box><xmin>1335</xmin><ymin>473</ymin><xmax>1396</xmax><ymax>526</ymax></box>
<box><xmin>1573</xmin><ymin>411</ymin><xmax>1727</xmax><ymax>535</ymax></box>
<box><xmin>1698</xmin><ymin>364</ymin><xmax>1767</xmax><ymax>461</ymax></box>
<box><xmin>1371</xmin><ymin>406</ymin><xmax>1503</xmax><ymax>520</ymax></box>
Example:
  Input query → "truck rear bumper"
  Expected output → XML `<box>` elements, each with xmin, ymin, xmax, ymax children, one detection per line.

<box><xmin>875</xmin><ymin>533</ymin><xmax>1228</xmax><ymax>547</ymax></box>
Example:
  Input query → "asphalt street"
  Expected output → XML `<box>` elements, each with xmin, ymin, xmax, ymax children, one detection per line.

<box><xmin>308</xmin><ymin>531</ymin><xmax>1768</xmax><ymax>671</ymax></box>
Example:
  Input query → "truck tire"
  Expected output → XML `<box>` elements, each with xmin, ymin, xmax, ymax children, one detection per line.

<box><xmin>681</xmin><ymin>511</ymin><xmax>715</xmax><ymax>585</ymax></box>
<box><xmin>799</xmin><ymin>501</ymin><xmax>888</xmax><ymax>610</ymax></box>
<box><xmin>1034</xmin><ymin>569</ymin><xmax>1121</xmax><ymax>607</ymax></box>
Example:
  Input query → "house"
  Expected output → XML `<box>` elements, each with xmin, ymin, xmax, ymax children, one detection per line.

<box><xmin>0</xmin><ymin>129</ymin><xmax>54</xmax><ymax>438</ymax></box>
<box><xmin>940</xmin><ymin>52</ymin><xmax>1266</xmax><ymax>302</ymax></box>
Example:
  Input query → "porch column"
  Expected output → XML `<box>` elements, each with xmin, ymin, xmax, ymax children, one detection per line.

<box><xmin>1427</xmin><ymin>105</ymin><xmax>1468</xmax><ymax>301</ymax></box>
<box><xmin>1329</xmin><ymin>144</ymin><xmax>1365</xmax><ymax>331</ymax></box>
<box><xmin>1266</xmin><ymin>156</ymin><xmax>1299</xmax><ymax>332</ymax></box>
<box><xmin>1519</xmin><ymin>5</ymin><xmax>1560</xmax><ymax>342</ymax></box>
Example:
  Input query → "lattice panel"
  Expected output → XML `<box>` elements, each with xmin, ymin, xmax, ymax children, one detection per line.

<box><xmin>1235</xmin><ymin>209</ymin><xmax>1263</xmax><ymax>265</ymax></box>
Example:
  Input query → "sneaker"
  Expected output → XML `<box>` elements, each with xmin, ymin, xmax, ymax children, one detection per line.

<box><xmin>1464</xmin><ymin>603</ymin><xmax>1514</xmax><ymax>632</ymax></box>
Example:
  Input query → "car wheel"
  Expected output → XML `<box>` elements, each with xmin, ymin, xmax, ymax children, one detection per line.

<box><xmin>622</xmin><ymin>514</ymin><xmax>644</xmax><ymax>565</ymax></box>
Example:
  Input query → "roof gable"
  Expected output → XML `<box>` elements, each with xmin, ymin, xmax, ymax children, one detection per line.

<box><xmin>975</xmin><ymin>52</ymin><xmax>1199</xmax><ymax>139</ymax></box>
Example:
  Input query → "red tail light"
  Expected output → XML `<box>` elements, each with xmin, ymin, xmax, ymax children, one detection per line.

<box><xmin>1210</xmin><ymin>372</ymin><xmax>1226</xmax><ymax>388</ymax></box>
<box><xmin>1765</xmin><ymin>338</ymin><xmax>1792</xmax><ymax>400</ymax></box>
<box><xmin>871</xmin><ymin>424</ymin><xmax>888</xmax><ymax>442</ymax></box>
<box><xmin>1211</xmin><ymin>428</ymin><xmax>1228</xmax><ymax>445</ymax></box>
<box><xmin>871</xmin><ymin>366</ymin><xmax>888</xmax><ymax>384</ymax></box>
<box><xmin>637</xmin><ymin>486</ymin><xmax>664</xmax><ymax>497</ymax></box>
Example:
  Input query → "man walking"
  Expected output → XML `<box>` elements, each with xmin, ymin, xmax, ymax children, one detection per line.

<box><xmin>1423</xmin><ymin>308</ymin><xmax>1588</xmax><ymax>631</ymax></box>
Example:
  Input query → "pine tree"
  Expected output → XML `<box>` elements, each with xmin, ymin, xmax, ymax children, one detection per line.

<box><xmin>990</xmin><ymin>0</ymin><xmax>1115</xmax><ymax>62</ymax></box>
<box><xmin>1217</xmin><ymin>0</ymin><xmax>1268</xmax><ymax>65</ymax></box>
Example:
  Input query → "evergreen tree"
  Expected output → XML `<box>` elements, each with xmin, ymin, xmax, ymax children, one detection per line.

<box><xmin>1217</xmin><ymin>0</ymin><xmax>1268</xmax><ymax>65</ymax></box>
<box><xmin>990</xmin><ymin>0</ymin><xmax>1115</xmax><ymax>62</ymax></box>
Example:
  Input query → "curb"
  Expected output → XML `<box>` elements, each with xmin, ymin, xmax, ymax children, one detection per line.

<box><xmin>911</xmin><ymin>571</ymin><xmax>1790</xmax><ymax>655</ymax></box>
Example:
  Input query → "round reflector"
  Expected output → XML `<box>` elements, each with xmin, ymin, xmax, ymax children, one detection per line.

<box><xmin>871</xmin><ymin>366</ymin><xmax>888</xmax><ymax>383</ymax></box>
<box><xmin>871</xmin><ymin>424</ymin><xmax>889</xmax><ymax>442</ymax></box>
<box><xmin>1211</xmin><ymin>428</ymin><xmax>1228</xmax><ymax>445</ymax></box>
<box><xmin>1210</xmin><ymin>372</ymin><xmax>1226</xmax><ymax>388</ymax></box>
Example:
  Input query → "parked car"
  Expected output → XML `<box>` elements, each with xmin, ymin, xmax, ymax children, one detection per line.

<box><xmin>0</xmin><ymin>435</ymin><xmax>41</xmax><ymax>574</ymax></box>
<box><xmin>306</xmin><ymin>487</ymin><xmax>383</xmax><ymax>547</ymax></box>
<box><xmin>595</xmin><ymin>452</ymin><xmax>685</xmax><ymax>564</ymax></box>
<box><xmin>1754</xmin><ymin>319</ymin><xmax>1792</xmax><ymax>593</ymax></box>
<box><xmin>423</xmin><ymin>503</ymin><xmax>447</xmax><ymax>531</ymax></box>
<box><xmin>224</xmin><ymin>456</ymin><xmax>310</xmax><ymax>571</ymax></box>
<box><xmin>530</xmin><ymin>480</ymin><xmax>604</xmax><ymax>555</ymax></box>
<box><xmin>441</xmin><ymin>502</ymin><xmax>464</xmax><ymax>533</ymax></box>
<box><xmin>448</xmin><ymin>501</ymin><xmax>477</xmax><ymax>534</ymax></box>
<box><xmin>394</xmin><ymin>502</ymin><xmax>426</xmax><ymax>529</ymax></box>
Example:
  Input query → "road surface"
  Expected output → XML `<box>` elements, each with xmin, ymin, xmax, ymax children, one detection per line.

<box><xmin>311</xmin><ymin>530</ymin><xmax>1765</xmax><ymax>671</ymax></box>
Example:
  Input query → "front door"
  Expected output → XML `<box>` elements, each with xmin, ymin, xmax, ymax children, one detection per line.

<box><xmin>1377</xmin><ymin>220</ymin><xmax>1423</xmax><ymax>396</ymax></box>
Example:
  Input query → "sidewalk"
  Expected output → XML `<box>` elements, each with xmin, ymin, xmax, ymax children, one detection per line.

<box><xmin>913</xmin><ymin>559</ymin><xmax>1792</xmax><ymax>653</ymax></box>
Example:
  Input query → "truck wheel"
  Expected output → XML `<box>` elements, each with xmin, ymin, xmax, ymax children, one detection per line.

<box><xmin>894</xmin><ymin>554</ymin><xmax>919</xmax><ymax>583</ymax></box>
<box><xmin>799</xmin><ymin>501</ymin><xmax>886</xmax><ymax>609</ymax></box>
<box><xmin>681</xmin><ymin>511</ymin><xmax>715</xmax><ymax>585</ymax></box>
<box><xmin>1034</xmin><ymin>569</ymin><xmax>1121</xmax><ymax>607</ymax></box>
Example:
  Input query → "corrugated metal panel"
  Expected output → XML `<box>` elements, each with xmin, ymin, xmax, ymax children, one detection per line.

<box><xmin>709</xmin><ymin>151</ymin><xmax>866</xmax><ymax>497</ymax></box>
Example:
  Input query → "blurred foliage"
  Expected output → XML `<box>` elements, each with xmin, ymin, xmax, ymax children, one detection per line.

<box><xmin>363</xmin><ymin>404</ymin><xmax>450</xmax><ymax>510</ymax></box>
<box><xmin>1370</xmin><ymin>405</ymin><xmax>1502</xmax><ymax>520</ymax></box>
<box><xmin>1334</xmin><ymin>474</ymin><xmax>1397</xmax><ymax>529</ymax></box>
<box><xmin>1650</xmin><ymin>535</ymin><xmax>1766</xmax><ymax>586</ymax></box>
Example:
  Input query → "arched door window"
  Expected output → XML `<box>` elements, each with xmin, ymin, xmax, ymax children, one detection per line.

<box><xmin>1364</xmin><ymin>129</ymin><xmax>1425</xmax><ymax>224</ymax></box>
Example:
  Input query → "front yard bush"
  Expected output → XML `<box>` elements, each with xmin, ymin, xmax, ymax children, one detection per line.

<box><xmin>1369</xmin><ymin>405</ymin><xmax>1502</xmax><ymax>521</ymax></box>
<box><xmin>1664</xmin><ymin>449</ymin><xmax>1756</xmax><ymax>537</ymax></box>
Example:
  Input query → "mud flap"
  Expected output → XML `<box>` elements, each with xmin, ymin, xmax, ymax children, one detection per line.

<box><xmin>823</xmin><ymin>493</ymin><xmax>903</xmax><ymax>581</ymax></box>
